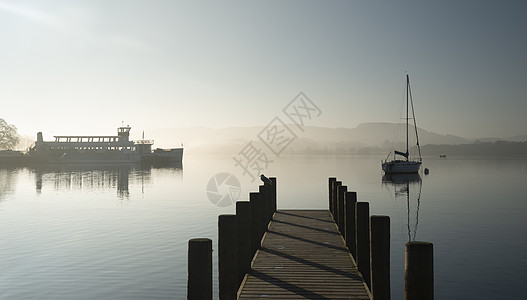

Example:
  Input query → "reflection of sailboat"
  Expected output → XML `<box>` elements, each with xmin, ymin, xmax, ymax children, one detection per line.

<box><xmin>383</xmin><ymin>173</ymin><xmax>422</xmax><ymax>241</ymax></box>
<box><xmin>382</xmin><ymin>75</ymin><xmax>422</xmax><ymax>174</ymax></box>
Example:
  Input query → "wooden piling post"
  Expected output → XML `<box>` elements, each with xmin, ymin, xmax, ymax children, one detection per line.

<box><xmin>249</xmin><ymin>192</ymin><xmax>261</xmax><ymax>256</ymax></box>
<box><xmin>236</xmin><ymin>201</ymin><xmax>252</xmax><ymax>287</ymax></box>
<box><xmin>332</xmin><ymin>181</ymin><xmax>342</xmax><ymax>222</ymax></box>
<box><xmin>370</xmin><ymin>215</ymin><xmax>391</xmax><ymax>300</ymax></box>
<box><xmin>337</xmin><ymin>185</ymin><xmax>347</xmax><ymax>233</ymax></box>
<box><xmin>218</xmin><ymin>214</ymin><xmax>238</xmax><ymax>300</ymax></box>
<box><xmin>187</xmin><ymin>238</ymin><xmax>212</xmax><ymax>300</ymax></box>
<box><xmin>329</xmin><ymin>177</ymin><xmax>336</xmax><ymax>215</ymax></box>
<box><xmin>344</xmin><ymin>191</ymin><xmax>357</xmax><ymax>259</ymax></box>
<box><xmin>259</xmin><ymin>185</ymin><xmax>271</xmax><ymax>229</ymax></box>
<box><xmin>405</xmin><ymin>241</ymin><xmax>434</xmax><ymax>300</ymax></box>
<box><xmin>356</xmin><ymin>201</ymin><xmax>371</xmax><ymax>289</ymax></box>
<box><xmin>270</xmin><ymin>177</ymin><xmax>277</xmax><ymax>215</ymax></box>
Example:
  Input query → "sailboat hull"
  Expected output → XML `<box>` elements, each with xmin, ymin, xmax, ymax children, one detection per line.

<box><xmin>382</xmin><ymin>160</ymin><xmax>421</xmax><ymax>174</ymax></box>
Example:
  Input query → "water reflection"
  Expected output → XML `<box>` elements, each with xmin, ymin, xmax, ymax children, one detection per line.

<box><xmin>0</xmin><ymin>167</ymin><xmax>19</xmax><ymax>202</ymax></box>
<box><xmin>382</xmin><ymin>173</ymin><xmax>423</xmax><ymax>241</ymax></box>
<box><xmin>32</xmin><ymin>162</ymin><xmax>183</xmax><ymax>199</ymax></box>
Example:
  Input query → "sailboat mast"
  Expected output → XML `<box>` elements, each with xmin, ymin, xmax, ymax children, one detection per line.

<box><xmin>406</xmin><ymin>74</ymin><xmax>409</xmax><ymax>161</ymax></box>
<box><xmin>408</xmin><ymin>75</ymin><xmax>423</xmax><ymax>162</ymax></box>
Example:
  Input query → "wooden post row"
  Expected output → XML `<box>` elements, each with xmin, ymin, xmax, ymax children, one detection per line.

<box><xmin>329</xmin><ymin>177</ymin><xmax>336</xmax><ymax>216</ymax></box>
<box><xmin>187</xmin><ymin>238</ymin><xmax>212</xmax><ymax>300</ymax></box>
<box><xmin>218</xmin><ymin>214</ymin><xmax>237</xmax><ymax>300</ymax></box>
<box><xmin>405</xmin><ymin>241</ymin><xmax>434</xmax><ymax>300</ymax></box>
<box><xmin>236</xmin><ymin>201</ymin><xmax>252</xmax><ymax>288</ymax></box>
<box><xmin>249</xmin><ymin>192</ymin><xmax>261</xmax><ymax>257</ymax></box>
<box><xmin>259</xmin><ymin>185</ymin><xmax>271</xmax><ymax>230</ymax></box>
<box><xmin>337</xmin><ymin>185</ymin><xmax>347</xmax><ymax>233</ymax></box>
<box><xmin>332</xmin><ymin>181</ymin><xmax>342</xmax><ymax>222</ymax></box>
<box><xmin>356</xmin><ymin>201</ymin><xmax>371</xmax><ymax>289</ymax></box>
<box><xmin>270</xmin><ymin>177</ymin><xmax>277</xmax><ymax>215</ymax></box>
<box><xmin>344</xmin><ymin>191</ymin><xmax>357</xmax><ymax>259</ymax></box>
<box><xmin>370</xmin><ymin>215</ymin><xmax>391</xmax><ymax>300</ymax></box>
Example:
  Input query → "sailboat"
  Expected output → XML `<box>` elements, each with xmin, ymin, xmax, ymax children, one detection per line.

<box><xmin>382</xmin><ymin>75</ymin><xmax>422</xmax><ymax>174</ymax></box>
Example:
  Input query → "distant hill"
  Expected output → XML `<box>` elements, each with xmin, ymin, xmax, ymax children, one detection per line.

<box><xmin>508</xmin><ymin>134</ymin><xmax>527</xmax><ymax>142</ymax></box>
<box><xmin>13</xmin><ymin>123</ymin><xmax>525</xmax><ymax>157</ymax></box>
<box><xmin>472</xmin><ymin>134</ymin><xmax>527</xmax><ymax>143</ymax></box>
<box><xmin>146</xmin><ymin>122</ymin><xmax>473</xmax><ymax>155</ymax></box>
<box><xmin>16</xmin><ymin>123</ymin><xmax>526</xmax><ymax>156</ymax></box>
<box><xmin>422</xmin><ymin>141</ymin><xmax>527</xmax><ymax>157</ymax></box>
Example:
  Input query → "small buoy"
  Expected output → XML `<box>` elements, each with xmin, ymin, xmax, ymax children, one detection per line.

<box><xmin>424</xmin><ymin>168</ymin><xmax>430</xmax><ymax>175</ymax></box>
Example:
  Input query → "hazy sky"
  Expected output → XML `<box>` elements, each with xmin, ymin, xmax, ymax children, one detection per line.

<box><xmin>1</xmin><ymin>0</ymin><xmax>526</xmax><ymax>139</ymax></box>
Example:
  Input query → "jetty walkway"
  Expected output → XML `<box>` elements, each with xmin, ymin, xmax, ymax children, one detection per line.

<box><xmin>238</xmin><ymin>209</ymin><xmax>371</xmax><ymax>299</ymax></box>
<box><xmin>187</xmin><ymin>177</ymin><xmax>433</xmax><ymax>300</ymax></box>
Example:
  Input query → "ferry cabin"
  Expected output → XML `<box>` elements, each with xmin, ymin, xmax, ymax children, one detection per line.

<box><xmin>31</xmin><ymin>126</ymin><xmax>153</xmax><ymax>161</ymax></box>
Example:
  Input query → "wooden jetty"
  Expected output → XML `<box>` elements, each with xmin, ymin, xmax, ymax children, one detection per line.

<box><xmin>187</xmin><ymin>177</ymin><xmax>433</xmax><ymax>300</ymax></box>
<box><xmin>238</xmin><ymin>209</ymin><xmax>371</xmax><ymax>299</ymax></box>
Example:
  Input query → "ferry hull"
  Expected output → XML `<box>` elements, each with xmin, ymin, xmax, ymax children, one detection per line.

<box><xmin>152</xmin><ymin>148</ymin><xmax>183</xmax><ymax>162</ymax></box>
<box><xmin>33</xmin><ymin>149</ymin><xmax>183</xmax><ymax>165</ymax></box>
<box><xmin>142</xmin><ymin>148</ymin><xmax>184</xmax><ymax>164</ymax></box>
<box><xmin>33</xmin><ymin>153</ymin><xmax>142</xmax><ymax>164</ymax></box>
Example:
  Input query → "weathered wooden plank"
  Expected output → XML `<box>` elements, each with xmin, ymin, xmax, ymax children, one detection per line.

<box><xmin>238</xmin><ymin>210</ymin><xmax>372</xmax><ymax>299</ymax></box>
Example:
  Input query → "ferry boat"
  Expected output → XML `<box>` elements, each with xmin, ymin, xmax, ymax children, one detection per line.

<box><xmin>28</xmin><ymin>126</ymin><xmax>183</xmax><ymax>164</ymax></box>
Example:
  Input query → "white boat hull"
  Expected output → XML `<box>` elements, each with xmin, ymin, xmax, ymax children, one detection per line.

<box><xmin>382</xmin><ymin>160</ymin><xmax>421</xmax><ymax>174</ymax></box>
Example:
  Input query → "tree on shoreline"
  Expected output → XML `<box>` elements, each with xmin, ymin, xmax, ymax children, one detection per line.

<box><xmin>0</xmin><ymin>118</ymin><xmax>20</xmax><ymax>150</ymax></box>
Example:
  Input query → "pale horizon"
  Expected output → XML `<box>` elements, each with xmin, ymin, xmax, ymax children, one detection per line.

<box><xmin>2</xmin><ymin>1</ymin><xmax>526</xmax><ymax>140</ymax></box>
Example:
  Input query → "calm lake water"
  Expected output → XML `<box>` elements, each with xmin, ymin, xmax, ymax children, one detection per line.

<box><xmin>1</xmin><ymin>154</ymin><xmax>526</xmax><ymax>299</ymax></box>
